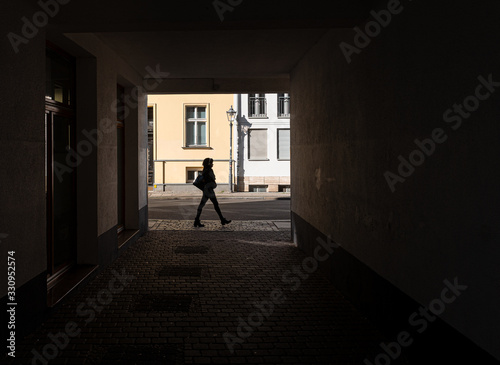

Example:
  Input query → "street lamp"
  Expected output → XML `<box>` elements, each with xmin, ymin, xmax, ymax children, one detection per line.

<box><xmin>226</xmin><ymin>105</ymin><xmax>237</xmax><ymax>193</ymax></box>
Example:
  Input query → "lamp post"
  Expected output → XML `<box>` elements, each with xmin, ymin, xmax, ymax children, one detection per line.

<box><xmin>226</xmin><ymin>105</ymin><xmax>237</xmax><ymax>193</ymax></box>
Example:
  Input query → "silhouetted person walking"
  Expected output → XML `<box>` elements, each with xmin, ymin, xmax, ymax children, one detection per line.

<box><xmin>194</xmin><ymin>158</ymin><xmax>231</xmax><ymax>227</ymax></box>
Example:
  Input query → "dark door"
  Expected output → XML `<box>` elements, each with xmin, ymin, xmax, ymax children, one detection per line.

<box><xmin>46</xmin><ymin>109</ymin><xmax>77</xmax><ymax>277</ymax></box>
<box><xmin>45</xmin><ymin>45</ymin><xmax>77</xmax><ymax>279</ymax></box>
<box><xmin>117</xmin><ymin>85</ymin><xmax>126</xmax><ymax>234</ymax></box>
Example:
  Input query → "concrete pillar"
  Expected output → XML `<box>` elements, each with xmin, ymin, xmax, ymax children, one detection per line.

<box><xmin>76</xmin><ymin>57</ymin><xmax>98</xmax><ymax>265</ymax></box>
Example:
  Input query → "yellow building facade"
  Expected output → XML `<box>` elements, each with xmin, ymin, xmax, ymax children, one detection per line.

<box><xmin>148</xmin><ymin>94</ymin><xmax>235</xmax><ymax>192</ymax></box>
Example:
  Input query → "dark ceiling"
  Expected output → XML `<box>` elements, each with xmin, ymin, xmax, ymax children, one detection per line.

<box><xmin>46</xmin><ymin>0</ymin><xmax>374</xmax><ymax>81</ymax></box>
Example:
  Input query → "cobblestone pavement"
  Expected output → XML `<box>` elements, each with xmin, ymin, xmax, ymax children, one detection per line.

<box><xmin>7</xmin><ymin>220</ymin><xmax>409</xmax><ymax>365</ymax></box>
<box><xmin>149</xmin><ymin>220</ymin><xmax>287</xmax><ymax>232</ymax></box>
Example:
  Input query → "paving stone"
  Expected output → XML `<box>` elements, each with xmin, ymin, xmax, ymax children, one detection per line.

<box><xmin>175</xmin><ymin>246</ymin><xmax>211</xmax><ymax>254</ymax></box>
<box><xmin>2</xmin><ymin>220</ymin><xmax>410</xmax><ymax>364</ymax></box>
<box><xmin>149</xmin><ymin>219</ymin><xmax>280</xmax><ymax>232</ymax></box>
<box><xmin>158</xmin><ymin>266</ymin><xmax>204</xmax><ymax>277</ymax></box>
<box><xmin>131</xmin><ymin>294</ymin><xmax>194</xmax><ymax>313</ymax></box>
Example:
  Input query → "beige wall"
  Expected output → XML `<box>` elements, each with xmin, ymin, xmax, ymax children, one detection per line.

<box><xmin>148</xmin><ymin>94</ymin><xmax>235</xmax><ymax>185</ymax></box>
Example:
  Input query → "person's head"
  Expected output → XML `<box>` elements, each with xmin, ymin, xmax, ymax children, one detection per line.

<box><xmin>202</xmin><ymin>158</ymin><xmax>213</xmax><ymax>168</ymax></box>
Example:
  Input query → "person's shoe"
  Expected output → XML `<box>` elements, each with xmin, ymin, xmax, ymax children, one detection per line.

<box><xmin>194</xmin><ymin>219</ymin><xmax>205</xmax><ymax>227</ymax></box>
<box><xmin>221</xmin><ymin>218</ymin><xmax>231</xmax><ymax>225</ymax></box>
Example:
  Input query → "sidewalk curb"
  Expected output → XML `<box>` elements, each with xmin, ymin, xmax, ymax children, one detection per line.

<box><xmin>148</xmin><ymin>192</ymin><xmax>291</xmax><ymax>200</ymax></box>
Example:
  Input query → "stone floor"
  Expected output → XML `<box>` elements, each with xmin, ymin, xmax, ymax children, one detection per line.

<box><xmin>6</xmin><ymin>220</ymin><xmax>410</xmax><ymax>364</ymax></box>
<box><xmin>148</xmin><ymin>220</ymin><xmax>289</xmax><ymax>232</ymax></box>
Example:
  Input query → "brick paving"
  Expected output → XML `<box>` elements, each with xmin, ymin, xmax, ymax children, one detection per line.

<box><xmin>6</xmin><ymin>220</ymin><xmax>410</xmax><ymax>365</ymax></box>
<box><xmin>149</xmin><ymin>220</ymin><xmax>284</xmax><ymax>232</ymax></box>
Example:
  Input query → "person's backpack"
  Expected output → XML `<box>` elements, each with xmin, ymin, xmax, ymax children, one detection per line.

<box><xmin>193</xmin><ymin>173</ymin><xmax>205</xmax><ymax>190</ymax></box>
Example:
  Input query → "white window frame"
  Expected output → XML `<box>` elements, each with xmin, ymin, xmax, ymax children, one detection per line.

<box><xmin>248</xmin><ymin>94</ymin><xmax>268</xmax><ymax>118</ymax></box>
<box><xmin>248</xmin><ymin>128</ymin><xmax>269</xmax><ymax>161</ymax></box>
<box><xmin>186</xmin><ymin>167</ymin><xmax>203</xmax><ymax>183</ymax></box>
<box><xmin>277</xmin><ymin>128</ymin><xmax>290</xmax><ymax>161</ymax></box>
<box><xmin>277</xmin><ymin>93</ymin><xmax>290</xmax><ymax>118</ymax></box>
<box><xmin>184</xmin><ymin>104</ymin><xmax>209</xmax><ymax>148</ymax></box>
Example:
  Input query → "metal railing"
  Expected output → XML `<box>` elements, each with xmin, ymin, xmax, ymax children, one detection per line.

<box><xmin>278</xmin><ymin>95</ymin><xmax>290</xmax><ymax>117</ymax></box>
<box><xmin>152</xmin><ymin>159</ymin><xmax>235</xmax><ymax>186</ymax></box>
<box><xmin>249</xmin><ymin>96</ymin><xmax>267</xmax><ymax>118</ymax></box>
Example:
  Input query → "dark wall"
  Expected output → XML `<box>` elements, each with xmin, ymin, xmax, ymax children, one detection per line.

<box><xmin>291</xmin><ymin>0</ymin><xmax>500</xmax><ymax>360</ymax></box>
<box><xmin>0</xmin><ymin>2</ymin><xmax>47</xmax><ymax>296</ymax></box>
<box><xmin>0</xmin><ymin>1</ymin><xmax>48</xmax><ymax>341</ymax></box>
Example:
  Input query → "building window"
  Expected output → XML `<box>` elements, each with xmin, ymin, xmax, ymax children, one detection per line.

<box><xmin>45</xmin><ymin>48</ymin><xmax>74</xmax><ymax>106</ymax></box>
<box><xmin>278</xmin><ymin>93</ymin><xmax>290</xmax><ymax>118</ymax></box>
<box><xmin>248</xmin><ymin>94</ymin><xmax>267</xmax><ymax>118</ymax></box>
<box><xmin>185</xmin><ymin>106</ymin><xmax>207</xmax><ymax>147</ymax></box>
<box><xmin>248</xmin><ymin>129</ymin><xmax>268</xmax><ymax>160</ymax></box>
<box><xmin>250</xmin><ymin>185</ymin><xmax>268</xmax><ymax>192</ymax></box>
<box><xmin>186</xmin><ymin>168</ymin><xmax>203</xmax><ymax>183</ymax></box>
<box><xmin>277</xmin><ymin>129</ymin><xmax>290</xmax><ymax>160</ymax></box>
<box><xmin>279</xmin><ymin>185</ymin><xmax>291</xmax><ymax>193</ymax></box>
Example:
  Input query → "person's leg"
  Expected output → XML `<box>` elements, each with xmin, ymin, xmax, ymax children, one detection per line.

<box><xmin>209</xmin><ymin>195</ymin><xmax>223</xmax><ymax>220</ymax></box>
<box><xmin>195</xmin><ymin>193</ymin><xmax>209</xmax><ymax>227</ymax></box>
<box><xmin>196</xmin><ymin>195</ymin><xmax>208</xmax><ymax>219</ymax></box>
<box><xmin>209</xmin><ymin>194</ymin><xmax>231</xmax><ymax>225</ymax></box>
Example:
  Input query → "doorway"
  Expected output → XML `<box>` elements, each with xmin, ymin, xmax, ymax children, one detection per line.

<box><xmin>45</xmin><ymin>46</ymin><xmax>77</xmax><ymax>281</ymax></box>
<box><xmin>117</xmin><ymin>84</ymin><xmax>126</xmax><ymax>234</ymax></box>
